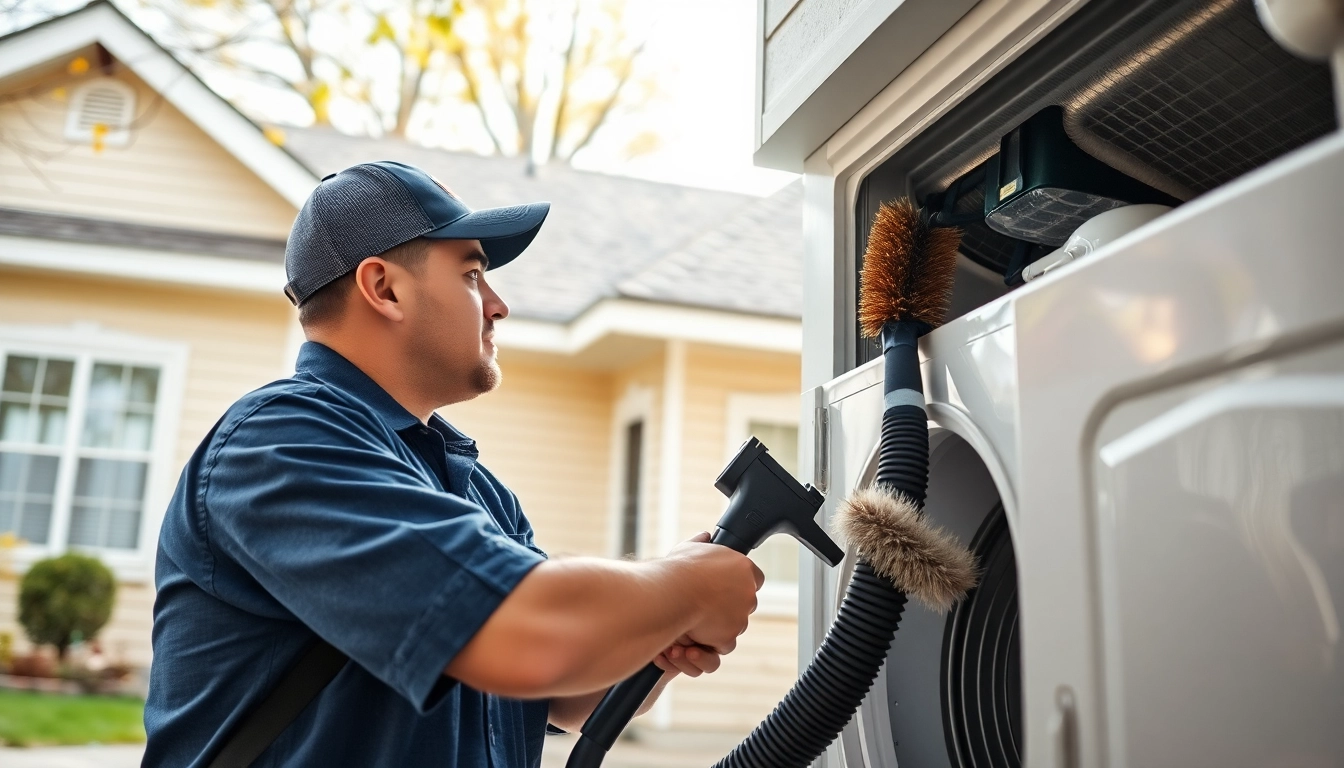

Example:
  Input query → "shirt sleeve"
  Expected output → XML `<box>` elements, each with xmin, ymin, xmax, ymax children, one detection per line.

<box><xmin>199</xmin><ymin>391</ymin><xmax>545</xmax><ymax>711</ymax></box>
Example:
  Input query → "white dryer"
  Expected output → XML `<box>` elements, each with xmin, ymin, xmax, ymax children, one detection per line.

<box><xmin>790</xmin><ymin>0</ymin><xmax>1344</xmax><ymax>766</ymax></box>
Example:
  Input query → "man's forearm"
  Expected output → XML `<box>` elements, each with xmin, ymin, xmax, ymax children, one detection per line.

<box><xmin>445</xmin><ymin>557</ymin><xmax>704</xmax><ymax>698</ymax></box>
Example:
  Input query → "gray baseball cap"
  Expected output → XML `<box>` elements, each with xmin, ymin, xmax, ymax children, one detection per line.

<box><xmin>283</xmin><ymin>160</ymin><xmax>550</xmax><ymax>306</ymax></box>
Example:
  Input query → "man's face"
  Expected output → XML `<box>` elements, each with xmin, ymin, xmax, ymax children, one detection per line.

<box><xmin>401</xmin><ymin>238</ymin><xmax>509</xmax><ymax>404</ymax></box>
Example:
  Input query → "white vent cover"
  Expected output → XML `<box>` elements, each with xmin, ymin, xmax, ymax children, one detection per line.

<box><xmin>65</xmin><ymin>79</ymin><xmax>135</xmax><ymax>147</ymax></box>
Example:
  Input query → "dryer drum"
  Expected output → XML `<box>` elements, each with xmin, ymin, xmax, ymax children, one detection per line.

<box><xmin>943</xmin><ymin>504</ymin><xmax>1021</xmax><ymax>768</ymax></box>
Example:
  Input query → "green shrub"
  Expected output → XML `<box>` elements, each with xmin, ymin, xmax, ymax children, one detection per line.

<box><xmin>17</xmin><ymin>554</ymin><xmax>116</xmax><ymax>660</ymax></box>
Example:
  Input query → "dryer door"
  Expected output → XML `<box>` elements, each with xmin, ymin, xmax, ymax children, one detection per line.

<box><xmin>809</xmin><ymin>360</ymin><xmax>1021</xmax><ymax>768</ymax></box>
<box><xmin>1014</xmin><ymin>129</ymin><xmax>1344</xmax><ymax>767</ymax></box>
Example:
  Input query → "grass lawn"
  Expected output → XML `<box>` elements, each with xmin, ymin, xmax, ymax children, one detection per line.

<box><xmin>0</xmin><ymin>689</ymin><xmax>145</xmax><ymax>747</ymax></box>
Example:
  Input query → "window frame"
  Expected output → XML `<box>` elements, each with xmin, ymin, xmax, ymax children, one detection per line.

<box><xmin>0</xmin><ymin>324</ymin><xmax>187</xmax><ymax>581</ymax></box>
<box><xmin>724</xmin><ymin>392</ymin><xmax>803</xmax><ymax>617</ymax></box>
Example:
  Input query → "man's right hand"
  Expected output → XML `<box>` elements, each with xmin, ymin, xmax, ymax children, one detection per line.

<box><xmin>446</xmin><ymin>531</ymin><xmax>766</xmax><ymax>699</ymax></box>
<box><xmin>660</xmin><ymin>531</ymin><xmax>765</xmax><ymax>656</ymax></box>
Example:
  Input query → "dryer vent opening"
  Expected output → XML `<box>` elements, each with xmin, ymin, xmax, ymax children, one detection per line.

<box><xmin>944</xmin><ymin>504</ymin><xmax>1020</xmax><ymax>768</ymax></box>
<box><xmin>879</xmin><ymin>434</ymin><xmax>1020</xmax><ymax>768</ymax></box>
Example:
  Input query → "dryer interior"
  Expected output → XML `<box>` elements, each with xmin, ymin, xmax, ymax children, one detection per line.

<box><xmin>861</xmin><ymin>433</ymin><xmax>1017</xmax><ymax>768</ymax></box>
<box><xmin>853</xmin><ymin>0</ymin><xmax>1336</xmax><ymax>368</ymax></box>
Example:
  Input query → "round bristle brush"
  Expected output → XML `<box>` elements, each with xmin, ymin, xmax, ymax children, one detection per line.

<box><xmin>711</xmin><ymin>200</ymin><xmax>974</xmax><ymax>768</ymax></box>
<box><xmin>859</xmin><ymin>197</ymin><xmax>961</xmax><ymax>506</ymax></box>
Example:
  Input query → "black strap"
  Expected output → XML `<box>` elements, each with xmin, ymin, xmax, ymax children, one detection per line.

<box><xmin>206</xmin><ymin>640</ymin><xmax>349</xmax><ymax>768</ymax></box>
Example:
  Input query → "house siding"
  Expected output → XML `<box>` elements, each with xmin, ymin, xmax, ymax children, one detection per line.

<box><xmin>0</xmin><ymin>269</ymin><xmax>295</xmax><ymax>667</ymax></box>
<box><xmin>0</xmin><ymin>57</ymin><xmax>298</xmax><ymax>239</ymax></box>
<box><xmin>441</xmin><ymin>352</ymin><xmax>615</xmax><ymax>558</ymax></box>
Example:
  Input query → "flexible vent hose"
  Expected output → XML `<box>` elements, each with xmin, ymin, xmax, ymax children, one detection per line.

<box><xmin>713</xmin><ymin>401</ymin><xmax>928</xmax><ymax>768</ymax></box>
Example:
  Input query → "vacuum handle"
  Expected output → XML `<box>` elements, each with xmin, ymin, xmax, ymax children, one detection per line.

<box><xmin>565</xmin><ymin>527</ymin><xmax>744</xmax><ymax>768</ymax></box>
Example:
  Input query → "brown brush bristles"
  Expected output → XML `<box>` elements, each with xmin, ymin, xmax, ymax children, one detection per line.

<box><xmin>858</xmin><ymin>198</ymin><xmax>962</xmax><ymax>338</ymax></box>
<box><xmin>834</xmin><ymin>486</ymin><xmax>978</xmax><ymax>612</ymax></box>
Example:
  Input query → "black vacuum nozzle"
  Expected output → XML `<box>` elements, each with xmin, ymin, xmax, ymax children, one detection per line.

<box><xmin>566</xmin><ymin>436</ymin><xmax>841</xmax><ymax>768</ymax></box>
<box><xmin>712</xmin><ymin>437</ymin><xmax>843</xmax><ymax>567</ymax></box>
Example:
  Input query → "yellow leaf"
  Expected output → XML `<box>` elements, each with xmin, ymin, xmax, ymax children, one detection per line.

<box><xmin>91</xmin><ymin>122</ymin><xmax>108</xmax><ymax>153</ymax></box>
<box><xmin>50</xmin><ymin>86</ymin><xmax>67</xmax><ymax>101</ymax></box>
<box><xmin>0</xmin><ymin>531</ymin><xmax>18</xmax><ymax>549</ymax></box>
<box><xmin>310</xmin><ymin>82</ymin><xmax>331</xmax><ymax>123</ymax></box>
<box><xmin>367</xmin><ymin>14</ymin><xmax>397</xmax><ymax>45</ymax></box>
<box><xmin>263</xmin><ymin>126</ymin><xmax>287</xmax><ymax>146</ymax></box>
<box><xmin>68</xmin><ymin>56</ymin><xmax>90</xmax><ymax>75</ymax></box>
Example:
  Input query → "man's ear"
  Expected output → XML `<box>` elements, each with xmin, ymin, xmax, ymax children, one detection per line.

<box><xmin>353</xmin><ymin>258</ymin><xmax>406</xmax><ymax>323</ymax></box>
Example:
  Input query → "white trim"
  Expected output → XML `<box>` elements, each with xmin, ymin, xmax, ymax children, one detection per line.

<box><xmin>0</xmin><ymin>236</ymin><xmax>796</xmax><ymax>352</ymax></box>
<box><xmin>0</xmin><ymin>235</ymin><xmax>287</xmax><ymax>295</ymax></box>
<box><xmin>655</xmin><ymin>340</ymin><xmax>686</xmax><ymax>559</ymax></box>
<box><xmin>0</xmin><ymin>2</ymin><xmax>317</xmax><ymax>207</ymax></box>
<box><xmin>724</xmin><ymin>392</ymin><xmax>803</xmax><ymax>617</ymax></box>
<box><xmin>0</xmin><ymin>323</ymin><xmax>188</xmax><ymax>583</ymax></box>
<box><xmin>605</xmin><ymin>384</ymin><xmax>653</xmax><ymax>559</ymax></box>
<box><xmin>649</xmin><ymin>341</ymin><xmax>686</xmax><ymax>732</ymax></box>
<box><xmin>498</xmin><ymin>299</ymin><xmax>802</xmax><ymax>355</ymax></box>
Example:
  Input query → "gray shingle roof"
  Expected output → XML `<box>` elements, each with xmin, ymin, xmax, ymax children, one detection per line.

<box><xmin>281</xmin><ymin>128</ymin><xmax>802</xmax><ymax>321</ymax></box>
<box><xmin>0</xmin><ymin>207</ymin><xmax>286</xmax><ymax>261</ymax></box>
<box><xmin>617</xmin><ymin>181</ymin><xmax>802</xmax><ymax>318</ymax></box>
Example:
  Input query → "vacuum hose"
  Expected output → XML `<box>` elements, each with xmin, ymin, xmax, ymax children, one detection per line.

<box><xmin>713</xmin><ymin>321</ymin><xmax>971</xmax><ymax>768</ymax></box>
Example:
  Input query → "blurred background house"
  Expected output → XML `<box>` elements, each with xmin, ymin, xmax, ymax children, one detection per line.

<box><xmin>0</xmin><ymin>0</ymin><xmax>804</xmax><ymax>747</ymax></box>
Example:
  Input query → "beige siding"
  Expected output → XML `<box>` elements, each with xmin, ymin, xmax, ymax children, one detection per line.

<box><xmin>664</xmin><ymin>343</ymin><xmax>803</xmax><ymax>732</ymax></box>
<box><xmin>441</xmin><ymin>352</ymin><xmax>614</xmax><ymax>557</ymax></box>
<box><xmin>0</xmin><ymin>54</ymin><xmax>298</xmax><ymax>238</ymax></box>
<box><xmin>0</xmin><ymin>269</ymin><xmax>295</xmax><ymax>666</ymax></box>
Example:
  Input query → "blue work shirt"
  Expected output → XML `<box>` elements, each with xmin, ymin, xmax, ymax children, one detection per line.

<box><xmin>144</xmin><ymin>342</ymin><xmax>550</xmax><ymax>767</ymax></box>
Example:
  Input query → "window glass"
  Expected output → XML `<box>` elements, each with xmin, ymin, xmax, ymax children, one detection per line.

<box><xmin>747</xmin><ymin>420</ymin><xmax>800</xmax><ymax>585</ymax></box>
<box><xmin>619</xmin><ymin>421</ymin><xmax>643</xmax><ymax>558</ymax></box>
<box><xmin>0</xmin><ymin>453</ymin><xmax>59</xmax><ymax>544</ymax></box>
<box><xmin>0</xmin><ymin>354</ymin><xmax>76</xmax><ymax>545</ymax></box>
<box><xmin>68</xmin><ymin>458</ymin><xmax>147</xmax><ymax>550</ymax></box>
<box><xmin>82</xmin><ymin>363</ymin><xmax>158</xmax><ymax>451</ymax></box>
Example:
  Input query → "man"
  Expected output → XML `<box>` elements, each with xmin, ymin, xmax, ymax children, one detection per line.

<box><xmin>143</xmin><ymin>161</ymin><xmax>764</xmax><ymax>767</ymax></box>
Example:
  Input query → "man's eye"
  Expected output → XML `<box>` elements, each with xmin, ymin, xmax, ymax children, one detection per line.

<box><xmin>467</xmin><ymin>270</ymin><xmax>481</xmax><ymax>281</ymax></box>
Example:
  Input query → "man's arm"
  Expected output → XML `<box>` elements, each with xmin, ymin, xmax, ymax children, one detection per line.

<box><xmin>445</xmin><ymin>535</ymin><xmax>761</xmax><ymax>699</ymax></box>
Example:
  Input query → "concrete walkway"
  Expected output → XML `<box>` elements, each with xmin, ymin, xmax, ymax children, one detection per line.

<box><xmin>0</xmin><ymin>731</ymin><xmax>743</xmax><ymax>767</ymax></box>
<box><xmin>0</xmin><ymin>744</ymin><xmax>144</xmax><ymax>767</ymax></box>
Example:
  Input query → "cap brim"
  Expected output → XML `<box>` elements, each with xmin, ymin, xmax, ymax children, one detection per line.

<box><xmin>423</xmin><ymin>201</ymin><xmax>550</xmax><ymax>270</ymax></box>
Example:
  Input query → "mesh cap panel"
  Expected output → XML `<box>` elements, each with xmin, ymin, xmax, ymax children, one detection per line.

<box><xmin>284</xmin><ymin>165</ymin><xmax>433</xmax><ymax>304</ymax></box>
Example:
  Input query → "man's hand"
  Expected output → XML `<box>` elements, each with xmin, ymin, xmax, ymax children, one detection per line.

<box><xmin>662</xmin><ymin>531</ymin><xmax>764</xmax><ymax>657</ymax></box>
<box><xmin>654</xmin><ymin>638</ymin><xmax>721</xmax><ymax>678</ymax></box>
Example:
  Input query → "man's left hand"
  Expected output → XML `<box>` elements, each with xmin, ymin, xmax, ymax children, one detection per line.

<box><xmin>654</xmin><ymin>638</ymin><xmax>722</xmax><ymax>678</ymax></box>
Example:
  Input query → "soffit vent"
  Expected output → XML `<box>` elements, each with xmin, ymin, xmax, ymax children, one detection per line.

<box><xmin>65</xmin><ymin>79</ymin><xmax>136</xmax><ymax>147</ymax></box>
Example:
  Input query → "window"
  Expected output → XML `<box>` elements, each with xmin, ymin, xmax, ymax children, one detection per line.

<box><xmin>0</xmin><ymin>327</ymin><xmax>184</xmax><ymax>576</ymax></box>
<box><xmin>608</xmin><ymin>385</ymin><xmax>652</xmax><ymax>559</ymax></box>
<box><xmin>618</xmin><ymin>420</ymin><xmax>644</xmax><ymax>558</ymax></box>
<box><xmin>725</xmin><ymin>393</ymin><xmax>802</xmax><ymax>615</ymax></box>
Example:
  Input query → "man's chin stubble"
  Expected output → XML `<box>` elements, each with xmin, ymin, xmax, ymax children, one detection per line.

<box><xmin>473</xmin><ymin>359</ymin><xmax>502</xmax><ymax>394</ymax></box>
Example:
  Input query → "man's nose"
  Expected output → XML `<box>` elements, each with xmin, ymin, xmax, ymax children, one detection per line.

<box><xmin>484</xmin><ymin>282</ymin><xmax>509</xmax><ymax>320</ymax></box>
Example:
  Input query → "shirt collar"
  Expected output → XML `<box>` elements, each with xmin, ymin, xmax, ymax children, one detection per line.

<box><xmin>294</xmin><ymin>341</ymin><xmax>423</xmax><ymax>432</ymax></box>
<box><xmin>295</xmin><ymin>343</ymin><xmax>480</xmax><ymax>458</ymax></box>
